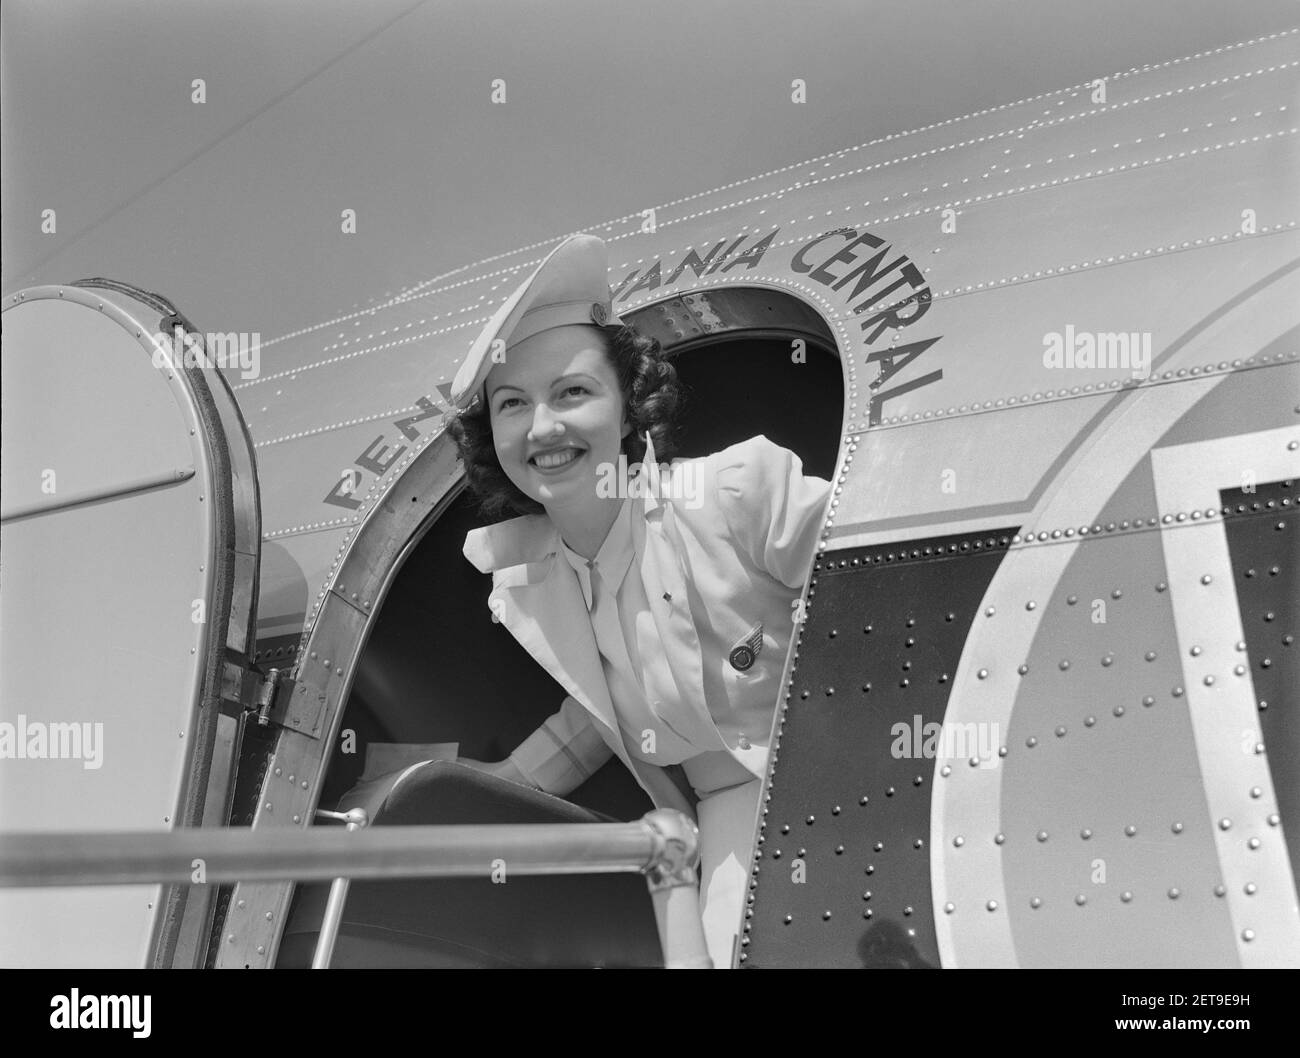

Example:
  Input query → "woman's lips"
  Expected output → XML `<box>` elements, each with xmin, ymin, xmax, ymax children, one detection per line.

<box><xmin>529</xmin><ymin>447</ymin><xmax>585</xmax><ymax>473</ymax></box>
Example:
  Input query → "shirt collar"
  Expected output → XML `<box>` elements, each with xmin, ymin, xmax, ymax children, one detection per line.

<box><xmin>559</xmin><ymin>497</ymin><xmax>633</xmax><ymax>610</ymax></box>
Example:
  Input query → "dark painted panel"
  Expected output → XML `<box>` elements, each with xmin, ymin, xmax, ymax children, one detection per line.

<box><xmin>743</xmin><ymin>529</ymin><xmax>1017</xmax><ymax>967</ymax></box>
<box><xmin>1221</xmin><ymin>478</ymin><xmax>1299</xmax><ymax>882</ymax></box>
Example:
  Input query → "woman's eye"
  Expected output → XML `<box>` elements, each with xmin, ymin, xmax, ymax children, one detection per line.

<box><xmin>498</xmin><ymin>397</ymin><xmax>521</xmax><ymax>411</ymax></box>
<box><xmin>561</xmin><ymin>385</ymin><xmax>588</xmax><ymax>398</ymax></box>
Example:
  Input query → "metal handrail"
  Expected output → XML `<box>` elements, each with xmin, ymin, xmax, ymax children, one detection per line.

<box><xmin>0</xmin><ymin>809</ymin><xmax>712</xmax><ymax>968</ymax></box>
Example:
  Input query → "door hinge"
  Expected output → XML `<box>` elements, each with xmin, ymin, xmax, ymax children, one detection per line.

<box><xmin>221</xmin><ymin>663</ymin><xmax>290</xmax><ymax>726</ymax></box>
<box><xmin>219</xmin><ymin>661</ymin><xmax>327</xmax><ymax>739</ymax></box>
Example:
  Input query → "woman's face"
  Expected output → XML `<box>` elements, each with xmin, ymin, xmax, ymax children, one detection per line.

<box><xmin>485</xmin><ymin>325</ymin><xmax>631</xmax><ymax>511</ymax></box>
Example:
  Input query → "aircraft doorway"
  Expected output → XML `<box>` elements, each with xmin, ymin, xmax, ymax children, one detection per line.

<box><xmin>668</xmin><ymin>333</ymin><xmax>841</xmax><ymax>474</ymax></box>
<box><xmin>281</xmin><ymin>290</ymin><xmax>843</xmax><ymax>966</ymax></box>
<box><xmin>636</xmin><ymin>286</ymin><xmax>842</xmax><ymax>475</ymax></box>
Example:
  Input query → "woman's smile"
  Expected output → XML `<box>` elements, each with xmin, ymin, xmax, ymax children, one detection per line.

<box><xmin>529</xmin><ymin>445</ymin><xmax>586</xmax><ymax>472</ymax></box>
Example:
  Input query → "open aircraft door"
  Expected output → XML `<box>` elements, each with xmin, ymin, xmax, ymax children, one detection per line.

<box><xmin>0</xmin><ymin>280</ymin><xmax>263</xmax><ymax>967</ymax></box>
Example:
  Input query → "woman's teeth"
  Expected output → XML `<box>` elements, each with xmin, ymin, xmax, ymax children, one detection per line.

<box><xmin>533</xmin><ymin>448</ymin><xmax>581</xmax><ymax>469</ymax></box>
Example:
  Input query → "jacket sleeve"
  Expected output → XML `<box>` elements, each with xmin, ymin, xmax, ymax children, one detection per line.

<box><xmin>713</xmin><ymin>434</ymin><xmax>832</xmax><ymax>590</ymax></box>
<box><xmin>507</xmin><ymin>694</ymin><xmax>615</xmax><ymax>797</ymax></box>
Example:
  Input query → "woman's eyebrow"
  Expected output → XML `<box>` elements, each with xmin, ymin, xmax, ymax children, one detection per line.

<box><xmin>551</xmin><ymin>373</ymin><xmax>599</xmax><ymax>387</ymax></box>
<box><xmin>490</xmin><ymin>373</ymin><xmax>599</xmax><ymax>402</ymax></box>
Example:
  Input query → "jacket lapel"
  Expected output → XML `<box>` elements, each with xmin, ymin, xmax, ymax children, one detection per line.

<box><xmin>635</xmin><ymin>436</ymin><xmax>713</xmax><ymax>748</ymax></box>
<box><xmin>465</xmin><ymin>515</ymin><xmax>625</xmax><ymax>751</ymax></box>
<box><xmin>486</xmin><ymin>558</ymin><xmax>698</xmax><ymax>819</ymax></box>
<box><xmin>632</xmin><ymin>503</ymin><xmax>715</xmax><ymax>748</ymax></box>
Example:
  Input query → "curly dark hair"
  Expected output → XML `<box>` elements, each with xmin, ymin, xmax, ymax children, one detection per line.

<box><xmin>446</xmin><ymin>323</ymin><xmax>685</xmax><ymax>520</ymax></box>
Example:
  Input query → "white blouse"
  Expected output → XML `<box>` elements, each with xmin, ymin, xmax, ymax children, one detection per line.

<box><xmin>558</xmin><ymin>494</ymin><xmax>719</xmax><ymax>767</ymax></box>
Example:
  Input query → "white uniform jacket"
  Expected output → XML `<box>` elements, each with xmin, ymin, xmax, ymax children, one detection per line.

<box><xmin>462</xmin><ymin>434</ymin><xmax>832</xmax><ymax>820</ymax></box>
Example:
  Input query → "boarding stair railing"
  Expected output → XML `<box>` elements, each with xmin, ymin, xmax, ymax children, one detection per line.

<box><xmin>0</xmin><ymin>807</ymin><xmax>713</xmax><ymax>968</ymax></box>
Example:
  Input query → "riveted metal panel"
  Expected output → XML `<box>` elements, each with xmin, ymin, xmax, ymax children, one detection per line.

<box><xmin>748</xmin><ymin>467</ymin><xmax>1297</xmax><ymax>968</ymax></box>
<box><xmin>995</xmin><ymin>522</ymin><xmax>1237</xmax><ymax>968</ymax></box>
<box><xmin>1221</xmin><ymin>479</ymin><xmax>1299</xmax><ymax>882</ymax></box>
<box><xmin>743</xmin><ymin>529</ymin><xmax>1016</xmax><ymax>968</ymax></box>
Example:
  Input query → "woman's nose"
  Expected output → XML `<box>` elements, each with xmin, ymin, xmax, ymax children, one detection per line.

<box><xmin>528</xmin><ymin>403</ymin><xmax>566</xmax><ymax>439</ymax></box>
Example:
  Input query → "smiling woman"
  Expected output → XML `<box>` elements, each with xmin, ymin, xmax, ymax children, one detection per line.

<box><xmin>442</xmin><ymin>234</ymin><xmax>832</xmax><ymax>967</ymax></box>
<box><xmin>446</xmin><ymin>320</ymin><xmax>683</xmax><ymax>527</ymax></box>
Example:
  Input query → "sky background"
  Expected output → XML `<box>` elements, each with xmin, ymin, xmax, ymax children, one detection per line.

<box><xmin>4</xmin><ymin>0</ymin><xmax>1297</xmax><ymax>342</ymax></box>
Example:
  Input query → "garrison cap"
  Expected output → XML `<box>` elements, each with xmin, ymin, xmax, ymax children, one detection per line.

<box><xmin>450</xmin><ymin>233</ymin><xmax>622</xmax><ymax>410</ymax></box>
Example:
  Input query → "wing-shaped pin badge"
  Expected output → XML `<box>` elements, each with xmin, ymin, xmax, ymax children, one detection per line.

<box><xmin>728</xmin><ymin>622</ymin><xmax>764</xmax><ymax>672</ymax></box>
